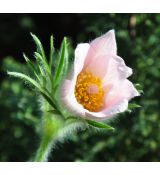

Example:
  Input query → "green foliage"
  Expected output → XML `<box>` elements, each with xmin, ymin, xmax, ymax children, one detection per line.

<box><xmin>7</xmin><ymin>34</ymin><xmax>70</xmax><ymax>114</ymax></box>
<box><xmin>49</xmin><ymin>35</ymin><xmax>54</xmax><ymax>69</ymax></box>
<box><xmin>54</xmin><ymin>37</ymin><xmax>69</xmax><ymax>90</ymax></box>
<box><xmin>30</xmin><ymin>33</ymin><xmax>47</xmax><ymax>64</ymax></box>
<box><xmin>86</xmin><ymin>120</ymin><xmax>115</xmax><ymax>131</ymax></box>
<box><xmin>127</xmin><ymin>103</ymin><xmax>141</xmax><ymax>113</ymax></box>
<box><xmin>7</xmin><ymin>34</ymin><xmax>75</xmax><ymax>161</ymax></box>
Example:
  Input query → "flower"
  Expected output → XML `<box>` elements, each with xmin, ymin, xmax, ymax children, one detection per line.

<box><xmin>62</xmin><ymin>30</ymin><xmax>140</xmax><ymax>120</ymax></box>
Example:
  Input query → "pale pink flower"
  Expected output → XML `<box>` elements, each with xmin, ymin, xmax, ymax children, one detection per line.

<box><xmin>62</xmin><ymin>30</ymin><xmax>140</xmax><ymax>120</ymax></box>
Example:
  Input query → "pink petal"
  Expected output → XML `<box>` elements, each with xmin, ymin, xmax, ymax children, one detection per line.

<box><xmin>83</xmin><ymin>54</ymin><xmax>110</xmax><ymax>78</ymax></box>
<box><xmin>84</xmin><ymin>30</ymin><xmax>117</xmax><ymax>67</ymax></box>
<box><xmin>61</xmin><ymin>43</ymin><xmax>90</xmax><ymax>117</ymax></box>
<box><xmin>85</xmin><ymin>99</ymin><xmax>128</xmax><ymax>120</ymax></box>
<box><xmin>85</xmin><ymin>80</ymin><xmax>139</xmax><ymax>120</ymax></box>
<box><xmin>114</xmin><ymin>56</ymin><xmax>132</xmax><ymax>78</ymax></box>
<box><xmin>105</xmin><ymin>79</ymin><xmax>140</xmax><ymax>108</ymax></box>
<box><xmin>120</xmin><ymin>79</ymin><xmax>140</xmax><ymax>99</ymax></box>
<box><xmin>73</xmin><ymin>43</ymin><xmax>90</xmax><ymax>76</ymax></box>
<box><xmin>103</xmin><ymin>79</ymin><xmax>139</xmax><ymax>114</ymax></box>
<box><xmin>103</xmin><ymin>55</ymin><xmax>132</xmax><ymax>86</ymax></box>
<box><xmin>90</xmin><ymin>29</ymin><xmax>117</xmax><ymax>56</ymax></box>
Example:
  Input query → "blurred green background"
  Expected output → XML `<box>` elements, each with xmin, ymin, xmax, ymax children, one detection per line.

<box><xmin>0</xmin><ymin>14</ymin><xmax>160</xmax><ymax>161</ymax></box>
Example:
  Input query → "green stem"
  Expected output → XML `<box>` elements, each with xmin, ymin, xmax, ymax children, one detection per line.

<box><xmin>34</xmin><ymin>112</ymin><xmax>63</xmax><ymax>162</ymax></box>
<box><xmin>34</xmin><ymin>134</ymin><xmax>56</xmax><ymax>162</ymax></box>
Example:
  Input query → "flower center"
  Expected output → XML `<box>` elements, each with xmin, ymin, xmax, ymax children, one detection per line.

<box><xmin>74</xmin><ymin>70</ymin><xmax>105</xmax><ymax>112</ymax></box>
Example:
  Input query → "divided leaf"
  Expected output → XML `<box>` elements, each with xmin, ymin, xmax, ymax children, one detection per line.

<box><xmin>23</xmin><ymin>53</ymin><xmax>40</xmax><ymax>82</ymax></box>
<box><xmin>54</xmin><ymin>37</ymin><xmax>69</xmax><ymax>89</ymax></box>
<box><xmin>7</xmin><ymin>71</ymin><xmax>42</xmax><ymax>90</ymax></box>
<box><xmin>40</xmin><ymin>91</ymin><xmax>57</xmax><ymax>109</ymax></box>
<box><xmin>30</xmin><ymin>33</ymin><xmax>47</xmax><ymax>62</ymax></box>
<box><xmin>31</xmin><ymin>33</ymin><xmax>51</xmax><ymax>78</ymax></box>
<box><xmin>7</xmin><ymin>71</ymin><xmax>56</xmax><ymax>109</ymax></box>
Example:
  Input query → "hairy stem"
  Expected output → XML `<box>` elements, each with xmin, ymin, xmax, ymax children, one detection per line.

<box><xmin>34</xmin><ymin>134</ymin><xmax>56</xmax><ymax>162</ymax></box>
<box><xmin>34</xmin><ymin>108</ymin><xmax>63</xmax><ymax>162</ymax></box>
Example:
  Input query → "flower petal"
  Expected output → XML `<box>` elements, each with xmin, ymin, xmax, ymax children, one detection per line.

<box><xmin>90</xmin><ymin>29</ymin><xmax>117</xmax><ymax>56</ymax></box>
<box><xmin>83</xmin><ymin>30</ymin><xmax>117</xmax><ymax>68</ymax></box>
<box><xmin>103</xmin><ymin>55</ymin><xmax>133</xmax><ymax>86</ymax></box>
<box><xmin>84</xmin><ymin>54</ymin><xmax>110</xmax><ymax>78</ymax></box>
<box><xmin>85</xmin><ymin>80</ymin><xmax>139</xmax><ymax>120</ymax></box>
<box><xmin>105</xmin><ymin>79</ymin><xmax>140</xmax><ymax>109</ymax></box>
<box><xmin>61</xmin><ymin>79</ymin><xmax>85</xmax><ymax>116</ymax></box>
<box><xmin>73</xmin><ymin>43</ymin><xmax>90</xmax><ymax>76</ymax></box>
<box><xmin>85</xmin><ymin>99</ymin><xmax>128</xmax><ymax>120</ymax></box>
<box><xmin>61</xmin><ymin>43</ymin><xmax>90</xmax><ymax>117</ymax></box>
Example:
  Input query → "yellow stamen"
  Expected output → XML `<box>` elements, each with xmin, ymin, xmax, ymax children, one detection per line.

<box><xmin>74</xmin><ymin>70</ymin><xmax>105</xmax><ymax>112</ymax></box>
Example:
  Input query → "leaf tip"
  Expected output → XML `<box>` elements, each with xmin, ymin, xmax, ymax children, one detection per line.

<box><xmin>30</xmin><ymin>32</ymin><xmax>34</xmax><ymax>37</ymax></box>
<box><xmin>50</xmin><ymin>35</ymin><xmax>54</xmax><ymax>40</ymax></box>
<box><xmin>23</xmin><ymin>53</ymin><xmax>29</xmax><ymax>62</ymax></box>
<box><xmin>7</xmin><ymin>70</ymin><xmax>11</xmax><ymax>75</ymax></box>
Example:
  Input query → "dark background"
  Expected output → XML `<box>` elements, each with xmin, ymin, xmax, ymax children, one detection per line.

<box><xmin>0</xmin><ymin>14</ymin><xmax>160</xmax><ymax>161</ymax></box>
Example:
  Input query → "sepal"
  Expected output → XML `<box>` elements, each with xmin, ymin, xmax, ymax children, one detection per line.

<box><xmin>86</xmin><ymin>119</ymin><xmax>115</xmax><ymax>131</ymax></box>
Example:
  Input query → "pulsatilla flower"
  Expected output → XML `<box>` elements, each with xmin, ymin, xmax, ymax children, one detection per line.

<box><xmin>8</xmin><ymin>32</ymin><xmax>141</xmax><ymax>162</ymax></box>
<box><xmin>62</xmin><ymin>30</ymin><xmax>140</xmax><ymax>120</ymax></box>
